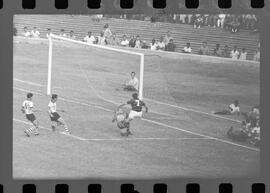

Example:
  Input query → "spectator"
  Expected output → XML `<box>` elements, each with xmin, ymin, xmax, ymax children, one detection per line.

<box><xmin>198</xmin><ymin>41</ymin><xmax>210</xmax><ymax>55</ymax></box>
<box><xmin>194</xmin><ymin>15</ymin><xmax>203</xmax><ymax>28</ymax></box>
<box><xmin>97</xmin><ymin>31</ymin><xmax>106</xmax><ymax>45</ymax></box>
<box><xmin>182</xmin><ymin>42</ymin><xmax>192</xmax><ymax>53</ymax></box>
<box><xmin>134</xmin><ymin>35</ymin><xmax>141</xmax><ymax>49</ymax></box>
<box><xmin>239</xmin><ymin>48</ymin><xmax>247</xmax><ymax>60</ymax></box>
<box><xmin>129</xmin><ymin>35</ymin><xmax>136</xmax><ymax>48</ymax></box>
<box><xmin>109</xmin><ymin>33</ymin><xmax>120</xmax><ymax>46</ymax></box>
<box><xmin>120</xmin><ymin>35</ymin><xmax>129</xmax><ymax>47</ymax></box>
<box><xmin>68</xmin><ymin>30</ymin><xmax>76</xmax><ymax>39</ymax></box>
<box><xmin>123</xmin><ymin>72</ymin><xmax>139</xmax><ymax>91</ymax></box>
<box><xmin>231</xmin><ymin>17</ymin><xmax>240</xmax><ymax>33</ymax></box>
<box><xmin>213</xmin><ymin>100</ymin><xmax>240</xmax><ymax>115</ymax></box>
<box><xmin>166</xmin><ymin>39</ymin><xmax>176</xmax><ymax>52</ymax></box>
<box><xmin>230</xmin><ymin>46</ymin><xmax>240</xmax><ymax>59</ymax></box>
<box><xmin>157</xmin><ymin>36</ymin><xmax>165</xmax><ymax>51</ymax></box>
<box><xmin>103</xmin><ymin>23</ymin><xmax>112</xmax><ymax>40</ymax></box>
<box><xmin>22</xmin><ymin>27</ymin><xmax>31</xmax><ymax>37</ymax></box>
<box><xmin>59</xmin><ymin>29</ymin><xmax>67</xmax><ymax>37</ymax></box>
<box><xmin>223</xmin><ymin>14</ymin><xmax>233</xmax><ymax>31</ymax></box>
<box><xmin>217</xmin><ymin>14</ymin><xmax>226</xmax><ymax>28</ymax></box>
<box><xmin>164</xmin><ymin>31</ymin><xmax>173</xmax><ymax>48</ymax></box>
<box><xmin>222</xmin><ymin>45</ymin><xmax>231</xmax><ymax>58</ymax></box>
<box><xmin>83</xmin><ymin>31</ymin><xmax>96</xmax><ymax>44</ymax></box>
<box><xmin>253</xmin><ymin>48</ymin><xmax>260</xmax><ymax>61</ymax></box>
<box><xmin>213</xmin><ymin>44</ymin><xmax>222</xmax><ymax>57</ymax></box>
<box><xmin>141</xmin><ymin>40</ymin><xmax>149</xmax><ymax>49</ymax></box>
<box><xmin>150</xmin><ymin>39</ymin><xmax>158</xmax><ymax>51</ymax></box>
<box><xmin>13</xmin><ymin>27</ymin><xmax>17</xmax><ymax>36</ymax></box>
<box><xmin>46</xmin><ymin>28</ymin><xmax>52</xmax><ymax>38</ymax></box>
<box><xmin>31</xmin><ymin>27</ymin><xmax>40</xmax><ymax>38</ymax></box>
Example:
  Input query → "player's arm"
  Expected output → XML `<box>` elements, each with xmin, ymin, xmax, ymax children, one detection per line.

<box><xmin>21</xmin><ymin>105</ymin><xmax>25</xmax><ymax>114</ymax></box>
<box><xmin>47</xmin><ymin>106</ymin><xmax>53</xmax><ymax>117</ymax></box>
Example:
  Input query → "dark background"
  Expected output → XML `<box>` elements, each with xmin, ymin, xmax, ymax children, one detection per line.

<box><xmin>0</xmin><ymin>0</ymin><xmax>269</xmax><ymax>192</ymax></box>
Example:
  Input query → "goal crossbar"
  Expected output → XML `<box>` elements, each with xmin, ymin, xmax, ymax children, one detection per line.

<box><xmin>47</xmin><ymin>34</ymin><xmax>145</xmax><ymax>100</ymax></box>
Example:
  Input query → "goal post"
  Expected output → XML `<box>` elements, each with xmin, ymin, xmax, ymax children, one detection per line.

<box><xmin>47</xmin><ymin>34</ymin><xmax>145</xmax><ymax>100</ymax></box>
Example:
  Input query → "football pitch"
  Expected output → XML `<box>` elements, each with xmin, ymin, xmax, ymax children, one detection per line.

<box><xmin>13</xmin><ymin>39</ymin><xmax>260</xmax><ymax>179</ymax></box>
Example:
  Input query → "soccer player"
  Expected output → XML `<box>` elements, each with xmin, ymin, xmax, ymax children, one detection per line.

<box><xmin>123</xmin><ymin>72</ymin><xmax>139</xmax><ymax>91</ymax></box>
<box><xmin>117</xmin><ymin>93</ymin><xmax>148</xmax><ymax>134</ymax></box>
<box><xmin>21</xmin><ymin>93</ymin><xmax>39</xmax><ymax>136</ymax></box>
<box><xmin>213</xmin><ymin>100</ymin><xmax>240</xmax><ymax>115</ymax></box>
<box><xmin>112</xmin><ymin>108</ymin><xmax>131</xmax><ymax>136</ymax></box>
<box><xmin>48</xmin><ymin>94</ymin><xmax>70</xmax><ymax>134</ymax></box>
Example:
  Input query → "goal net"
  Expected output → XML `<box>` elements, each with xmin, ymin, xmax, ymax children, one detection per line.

<box><xmin>47</xmin><ymin>34</ymin><xmax>145</xmax><ymax>110</ymax></box>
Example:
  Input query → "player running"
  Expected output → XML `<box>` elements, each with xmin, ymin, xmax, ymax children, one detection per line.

<box><xmin>48</xmin><ymin>94</ymin><xmax>70</xmax><ymax>134</ymax></box>
<box><xmin>117</xmin><ymin>93</ymin><xmax>148</xmax><ymax>135</ymax></box>
<box><xmin>21</xmin><ymin>93</ymin><xmax>39</xmax><ymax>137</ymax></box>
<box><xmin>112</xmin><ymin>108</ymin><xmax>131</xmax><ymax>136</ymax></box>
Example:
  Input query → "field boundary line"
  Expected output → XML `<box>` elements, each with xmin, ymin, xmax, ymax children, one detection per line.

<box><xmin>14</xmin><ymin>118</ymin><xmax>209</xmax><ymax>141</ymax></box>
<box><xmin>145</xmin><ymin>98</ymin><xmax>241</xmax><ymax>123</ymax></box>
<box><xmin>14</xmin><ymin>78</ymin><xmax>241</xmax><ymax>123</ymax></box>
<box><xmin>14</xmin><ymin>78</ymin><xmax>180</xmax><ymax>120</ymax></box>
<box><xmin>13</xmin><ymin>118</ymin><xmax>87</xmax><ymax>141</ymax></box>
<box><xmin>14</xmin><ymin>86</ymin><xmax>260</xmax><ymax>152</ymax></box>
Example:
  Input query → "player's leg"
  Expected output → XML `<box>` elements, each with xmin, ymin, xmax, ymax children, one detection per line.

<box><xmin>213</xmin><ymin>109</ymin><xmax>231</xmax><ymax>115</ymax></box>
<box><xmin>25</xmin><ymin>114</ymin><xmax>39</xmax><ymax>136</ymax></box>
<box><xmin>57</xmin><ymin>117</ymin><xmax>70</xmax><ymax>134</ymax></box>
<box><xmin>32</xmin><ymin>119</ymin><xmax>39</xmax><ymax>135</ymax></box>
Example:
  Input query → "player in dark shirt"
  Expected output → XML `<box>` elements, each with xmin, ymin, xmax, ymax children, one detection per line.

<box><xmin>116</xmin><ymin>93</ymin><xmax>148</xmax><ymax>135</ymax></box>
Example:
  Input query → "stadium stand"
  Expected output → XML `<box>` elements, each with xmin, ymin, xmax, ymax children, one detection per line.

<box><xmin>14</xmin><ymin>15</ymin><xmax>259</xmax><ymax>60</ymax></box>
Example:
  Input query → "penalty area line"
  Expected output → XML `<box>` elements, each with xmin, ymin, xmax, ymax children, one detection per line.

<box><xmin>14</xmin><ymin>86</ymin><xmax>260</xmax><ymax>152</ymax></box>
<box><xmin>13</xmin><ymin>118</ymin><xmax>209</xmax><ymax>142</ymax></box>
<box><xmin>13</xmin><ymin>118</ymin><xmax>87</xmax><ymax>141</ymax></box>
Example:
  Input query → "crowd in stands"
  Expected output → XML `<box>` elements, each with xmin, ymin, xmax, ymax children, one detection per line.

<box><xmin>113</xmin><ymin>14</ymin><xmax>258</xmax><ymax>33</ymax></box>
<box><xmin>16</xmin><ymin>21</ymin><xmax>260</xmax><ymax>61</ymax></box>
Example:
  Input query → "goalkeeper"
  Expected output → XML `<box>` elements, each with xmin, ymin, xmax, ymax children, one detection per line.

<box><xmin>112</xmin><ymin>107</ymin><xmax>132</xmax><ymax>137</ymax></box>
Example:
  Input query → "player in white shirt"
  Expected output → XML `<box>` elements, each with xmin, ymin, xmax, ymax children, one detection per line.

<box><xmin>48</xmin><ymin>94</ymin><xmax>70</xmax><ymax>134</ymax></box>
<box><xmin>83</xmin><ymin>31</ymin><xmax>96</xmax><ymax>44</ymax></box>
<box><xmin>123</xmin><ymin>72</ymin><xmax>139</xmax><ymax>91</ymax></box>
<box><xmin>31</xmin><ymin>27</ymin><xmax>40</xmax><ymax>38</ymax></box>
<box><xmin>213</xmin><ymin>100</ymin><xmax>240</xmax><ymax>115</ymax></box>
<box><xmin>21</xmin><ymin>93</ymin><xmax>39</xmax><ymax>136</ymax></box>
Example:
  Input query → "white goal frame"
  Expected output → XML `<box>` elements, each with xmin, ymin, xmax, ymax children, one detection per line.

<box><xmin>47</xmin><ymin>34</ymin><xmax>145</xmax><ymax>100</ymax></box>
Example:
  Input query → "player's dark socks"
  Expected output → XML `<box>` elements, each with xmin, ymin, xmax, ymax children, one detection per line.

<box><xmin>52</xmin><ymin>125</ymin><xmax>56</xmax><ymax>131</ymax></box>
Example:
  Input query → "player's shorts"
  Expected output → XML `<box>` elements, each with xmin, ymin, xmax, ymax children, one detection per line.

<box><xmin>26</xmin><ymin>113</ymin><xmax>36</xmax><ymax>122</ymax></box>
<box><xmin>128</xmin><ymin>110</ymin><xmax>143</xmax><ymax>120</ymax></box>
<box><xmin>50</xmin><ymin>112</ymin><xmax>61</xmax><ymax>122</ymax></box>
<box><xmin>117</xmin><ymin>121</ymin><xmax>129</xmax><ymax>129</ymax></box>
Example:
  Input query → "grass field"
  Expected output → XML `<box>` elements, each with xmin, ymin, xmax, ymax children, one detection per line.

<box><xmin>13</xmin><ymin>38</ymin><xmax>260</xmax><ymax>179</ymax></box>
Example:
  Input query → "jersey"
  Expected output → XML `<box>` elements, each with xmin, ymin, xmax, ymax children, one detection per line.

<box><xmin>229</xmin><ymin>103</ymin><xmax>240</xmax><ymax>113</ymax></box>
<box><xmin>127</xmin><ymin>99</ymin><xmax>145</xmax><ymax>112</ymax></box>
<box><xmin>22</xmin><ymin>100</ymin><xmax>34</xmax><ymax>114</ymax></box>
<box><xmin>48</xmin><ymin>101</ymin><xmax>57</xmax><ymax>113</ymax></box>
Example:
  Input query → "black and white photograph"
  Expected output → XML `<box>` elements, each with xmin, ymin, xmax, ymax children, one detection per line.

<box><xmin>13</xmin><ymin>14</ymin><xmax>260</xmax><ymax>179</ymax></box>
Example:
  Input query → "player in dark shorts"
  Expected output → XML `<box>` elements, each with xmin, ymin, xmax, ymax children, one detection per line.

<box><xmin>21</xmin><ymin>93</ymin><xmax>39</xmax><ymax>136</ymax></box>
<box><xmin>48</xmin><ymin>94</ymin><xmax>70</xmax><ymax>134</ymax></box>
<box><xmin>116</xmin><ymin>93</ymin><xmax>148</xmax><ymax>135</ymax></box>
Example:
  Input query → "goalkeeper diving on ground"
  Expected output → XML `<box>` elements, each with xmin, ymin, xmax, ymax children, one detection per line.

<box><xmin>112</xmin><ymin>93</ymin><xmax>148</xmax><ymax>136</ymax></box>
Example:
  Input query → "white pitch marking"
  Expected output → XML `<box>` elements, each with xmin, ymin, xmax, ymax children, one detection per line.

<box><xmin>13</xmin><ymin>118</ymin><xmax>87</xmax><ymax>141</ymax></box>
<box><xmin>142</xmin><ymin>118</ymin><xmax>259</xmax><ymax>152</ymax></box>
<box><xmin>14</xmin><ymin>78</ymin><xmax>179</xmax><ymax>119</ymax></box>
<box><xmin>14</xmin><ymin>78</ymin><xmax>241</xmax><ymax>123</ymax></box>
<box><xmin>14</xmin><ymin>118</ymin><xmax>209</xmax><ymax>142</ymax></box>
<box><xmin>14</xmin><ymin>87</ymin><xmax>260</xmax><ymax>152</ymax></box>
<box><xmin>14</xmin><ymin>78</ymin><xmax>63</xmax><ymax>89</ymax></box>
<box><xmin>145</xmin><ymin>98</ymin><xmax>242</xmax><ymax>123</ymax></box>
<box><xmin>82</xmin><ymin>137</ymin><xmax>210</xmax><ymax>141</ymax></box>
